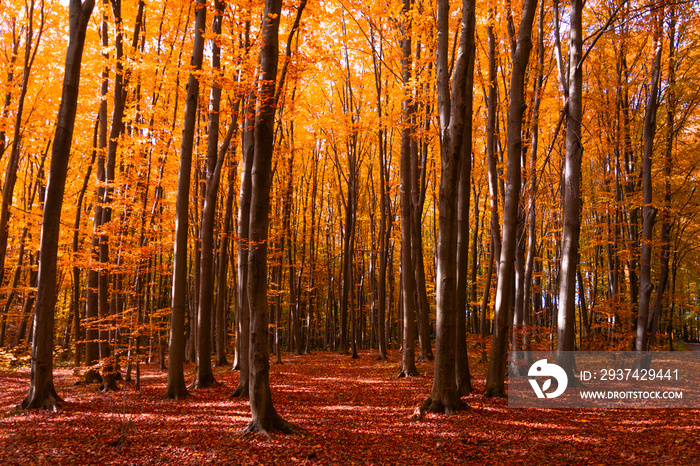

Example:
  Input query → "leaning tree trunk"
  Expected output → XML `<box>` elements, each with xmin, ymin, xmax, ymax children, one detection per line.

<box><xmin>164</xmin><ymin>0</ymin><xmax>206</xmax><ymax>400</ymax></box>
<box><xmin>485</xmin><ymin>0</ymin><xmax>538</xmax><ymax>398</ymax></box>
<box><xmin>0</xmin><ymin>0</ymin><xmax>44</xmax><ymax>292</ymax></box>
<box><xmin>21</xmin><ymin>0</ymin><xmax>95</xmax><ymax>411</ymax></box>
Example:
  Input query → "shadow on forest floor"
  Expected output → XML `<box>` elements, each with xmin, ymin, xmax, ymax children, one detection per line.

<box><xmin>1</xmin><ymin>348</ymin><xmax>699</xmax><ymax>464</ymax></box>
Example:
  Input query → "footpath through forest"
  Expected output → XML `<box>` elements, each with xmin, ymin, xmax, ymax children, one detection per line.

<box><xmin>1</xmin><ymin>349</ymin><xmax>699</xmax><ymax>464</ymax></box>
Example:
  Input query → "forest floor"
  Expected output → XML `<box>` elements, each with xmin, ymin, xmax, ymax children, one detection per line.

<box><xmin>1</xmin><ymin>347</ymin><xmax>699</xmax><ymax>465</ymax></box>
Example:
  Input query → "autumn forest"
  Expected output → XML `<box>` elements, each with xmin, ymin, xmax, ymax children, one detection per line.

<box><xmin>1</xmin><ymin>0</ymin><xmax>700</xmax><ymax>462</ymax></box>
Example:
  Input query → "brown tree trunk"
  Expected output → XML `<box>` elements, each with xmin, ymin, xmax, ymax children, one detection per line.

<box><xmin>191</xmin><ymin>0</ymin><xmax>231</xmax><ymax>389</ymax></box>
<box><xmin>398</xmin><ymin>0</ymin><xmax>418</xmax><ymax>378</ymax></box>
<box><xmin>21</xmin><ymin>0</ymin><xmax>95</xmax><ymax>411</ymax></box>
<box><xmin>649</xmin><ymin>9</ymin><xmax>676</xmax><ymax>347</ymax></box>
<box><xmin>419</xmin><ymin>0</ymin><xmax>474</xmax><ymax>415</ymax></box>
<box><xmin>231</xmin><ymin>23</ymin><xmax>255</xmax><ymax>397</ymax></box>
<box><xmin>215</xmin><ymin>150</ymin><xmax>237</xmax><ymax>367</ymax></box>
<box><xmin>164</xmin><ymin>0</ymin><xmax>206</xmax><ymax>400</ymax></box>
<box><xmin>454</xmin><ymin>0</ymin><xmax>476</xmax><ymax>395</ymax></box>
<box><xmin>636</xmin><ymin>14</ymin><xmax>662</xmax><ymax>352</ymax></box>
<box><xmin>485</xmin><ymin>0</ymin><xmax>538</xmax><ymax>398</ymax></box>
<box><xmin>242</xmin><ymin>0</ymin><xmax>295</xmax><ymax>435</ymax></box>
<box><xmin>556</xmin><ymin>0</ymin><xmax>584</xmax><ymax>364</ymax></box>
<box><xmin>521</xmin><ymin>0</ymin><xmax>545</xmax><ymax>359</ymax></box>
<box><xmin>71</xmin><ymin>127</ymin><xmax>97</xmax><ymax>367</ymax></box>
<box><xmin>370</xmin><ymin>27</ymin><xmax>391</xmax><ymax>361</ymax></box>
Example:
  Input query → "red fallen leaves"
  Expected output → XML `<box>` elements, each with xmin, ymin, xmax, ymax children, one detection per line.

<box><xmin>1</xmin><ymin>350</ymin><xmax>699</xmax><ymax>465</ymax></box>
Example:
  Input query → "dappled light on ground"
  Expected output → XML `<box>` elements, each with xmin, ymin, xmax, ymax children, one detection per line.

<box><xmin>1</xmin><ymin>350</ymin><xmax>699</xmax><ymax>464</ymax></box>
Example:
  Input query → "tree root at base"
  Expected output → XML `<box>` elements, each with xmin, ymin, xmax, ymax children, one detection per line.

<box><xmin>239</xmin><ymin>415</ymin><xmax>300</xmax><ymax>439</ymax></box>
<box><xmin>412</xmin><ymin>396</ymin><xmax>467</xmax><ymax>420</ymax></box>
<box><xmin>21</xmin><ymin>389</ymin><xmax>64</xmax><ymax>412</ymax></box>
<box><xmin>229</xmin><ymin>383</ymin><xmax>249</xmax><ymax>399</ymax></box>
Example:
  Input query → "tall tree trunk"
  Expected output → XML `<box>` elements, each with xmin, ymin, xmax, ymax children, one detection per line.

<box><xmin>485</xmin><ymin>8</ymin><xmax>502</xmax><ymax>273</ymax></box>
<box><xmin>454</xmin><ymin>0</ymin><xmax>476</xmax><ymax>395</ymax></box>
<box><xmin>21</xmin><ymin>0</ymin><xmax>95</xmax><ymax>411</ymax></box>
<box><xmin>164</xmin><ymin>0</ymin><xmax>206</xmax><ymax>399</ymax></box>
<box><xmin>636</xmin><ymin>22</ymin><xmax>662</xmax><ymax>351</ymax></box>
<box><xmin>191</xmin><ymin>0</ymin><xmax>231</xmax><ymax>389</ymax></box>
<box><xmin>556</xmin><ymin>0</ymin><xmax>584</xmax><ymax>363</ymax></box>
<box><xmin>398</xmin><ymin>0</ymin><xmax>418</xmax><ymax>378</ymax></box>
<box><xmin>215</xmin><ymin>149</ymin><xmax>237</xmax><ymax>367</ymax></box>
<box><xmin>418</xmin><ymin>0</ymin><xmax>474</xmax><ymax>415</ymax></box>
<box><xmin>649</xmin><ymin>8</ymin><xmax>676</xmax><ymax>347</ymax></box>
<box><xmin>485</xmin><ymin>0</ymin><xmax>538</xmax><ymax>398</ymax></box>
<box><xmin>231</xmin><ymin>22</ymin><xmax>255</xmax><ymax>398</ymax></box>
<box><xmin>522</xmin><ymin>0</ymin><xmax>545</xmax><ymax>358</ymax></box>
<box><xmin>71</xmin><ymin>126</ymin><xmax>97</xmax><ymax>367</ymax></box>
<box><xmin>370</xmin><ymin>27</ymin><xmax>391</xmax><ymax>361</ymax></box>
<box><xmin>0</xmin><ymin>1</ymin><xmax>44</xmax><ymax>291</ymax></box>
<box><xmin>98</xmin><ymin>0</ymin><xmax>130</xmax><ymax>393</ymax></box>
<box><xmin>242</xmin><ymin>0</ymin><xmax>295</xmax><ymax>435</ymax></box>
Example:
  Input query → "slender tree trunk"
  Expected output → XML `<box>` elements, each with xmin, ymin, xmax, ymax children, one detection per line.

<box><xmin>522</xmin><ymin>0</ymin><xmax>545</xmax><ymax>358</ymax></box>
<box><xmin>636</xmin><ymin>14</ymin><xmax>662</xmax><ymax>352</ymax></box>
<box><xmin>555</xmin><ymin>0</ymin><xmax>583</xmax><ymax>365</ymax></box>
<box><xmin>454</xmin><ymin>0</ymin><xmax>476</xmax><ymax>395</ymax></box>
<box><xmin>242</xmin><ymin>0</ymin><xmax>295</xmax><ymax>435</ymax></box>
<box><xmin>370</xmin><ymin>29</ymin><xmax>391</xmax><ymax>361</ymax></box>
<box><xmin>191</xmin><ymin>0</ymin><xmax>232</xmax><ymax>389</ymax></box>
<box><xmin>398</xmin><ymin>0</ymin><xmax>418</xmax><ymax>378</ymax></box>
<box><xmin>21</xmin><ymin>0</ymin><xmax>95</xmax><ymax>411</ymax></box>
<box><xmin>231</xmin><ymin>24</ymin><xmax>255</xmax><ymax>397</ymax></box>
<box><xmin>71</xmin><ymin>126</ymin><xmax>97</xmax><ymax>367</ymax></box>
<box><xmin>649</xmin><ymin>9</ymin><xmax>675</xmax><ymax>347</ymax></box>
<box><xmin>215</xmin><ymin>152</ymin><xmax>237</xmax><ymax>367</ymax></box>
<box><xmin>485</xmin><ymin>0</ymin><xmax>538</xmax><ymax>398</ymax></box>
<box><xmin>164</xmin><ymin>0</ymin><xmax>206</xmax><ymax>400</ymax></box>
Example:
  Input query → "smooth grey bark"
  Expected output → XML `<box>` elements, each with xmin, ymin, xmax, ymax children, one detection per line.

<box><xmin>21</xmin><ymin>0</ymin><xmax>95</xmax><ymax>411</ymax></box>
<box><xmin>215</xmin><ymin>146</ymin><xmax>237</xmax><ymax>367</ymax></box>
<box><xmin>164</xmin><ymin>0</ymin><xmax>206</xmax><ymax>400</ymax></box>
<box><xmin>555</xmin><ymin>0</ymin><xmax>583</xmax><ymax>362</ymax></box>
<box><xmin>485</xmin><ymin>0</ymin><xmax>538</xmax><ymax>398</ymax></box>
<box><xmin>486</xmin><ymin>8</ymin><xmax>502</xmax><ymax>268</ymax></box>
